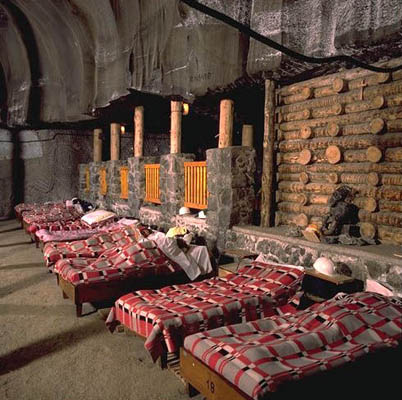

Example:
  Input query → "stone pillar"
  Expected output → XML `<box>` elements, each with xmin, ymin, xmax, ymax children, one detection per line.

<box><xmin>134</xmin><ymin>106</ymin><xmax>144</xmax><ymax>157</ymax></box>
<box><xmin>160</xmin><ymin>153</ymin><xmax>195</xmax><ymax>226</ymax></box>
<box><xmin>206</xmin><ymin>146</ymin><xmax>256</xmax><ymax>249</ymax></box>
<box><xmin>110</xmin><ymin>123</ymin><xmax>120</xmax><ymax>161</ymax></box>
<box><xmin>78</xmin><ymin>163</ymin><xmax>89</xmax><ymax>200</ymax></box>
<box><xmin>218</xmin><ymin>99</ymin><xmax>234</xmax><ymax>148</ymax></box>
<box><xmin>170</xmin><ymin>101</ymin><xmax>182</xmax><ymax>154</ymax></box>
<box><xmin>128</xmin><ymin>155</ymin><xmax>159</xmax><ymax>219</ymax></box>
<box><xmin>242</xmin><ymin>124</ymin><xmax>253</xmax><ymax>147</ymax></box>
<box><xmin>106</xmin><ymin>160</ymin><xmax>123</xmax><ymax>204</ymax></box>
<box><xmin>88</xmin><ymin>161</ymin><xmax>102</xmax><ymax>205</ymax></box>
<box><xmin>93</xmin><ymin>129</ymin><xmax>102</xmax><ymax>162</ymax></box>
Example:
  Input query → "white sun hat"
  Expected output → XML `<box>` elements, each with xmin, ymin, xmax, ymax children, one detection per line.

<box><xmin>313</xmin><ymin>257</ymin><xmax>336</xmax><ymax>276</ymax></box>
<box><xmin>179</xmin><ymin>206</ymin><xmax>191</xmax><ymax>215</ymax></box>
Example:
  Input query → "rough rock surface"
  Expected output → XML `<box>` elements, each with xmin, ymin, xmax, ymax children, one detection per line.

<box><xmin>1</xmin><ymin>0</ymin><xmax>401</xmax><ymax>126</ymax></box>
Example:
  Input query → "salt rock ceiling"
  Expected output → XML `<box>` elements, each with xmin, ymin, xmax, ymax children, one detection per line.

<box><xmin>0</xmin><ymin>0</ymin><xmax>401</xmax><ymax>127</ymax></box>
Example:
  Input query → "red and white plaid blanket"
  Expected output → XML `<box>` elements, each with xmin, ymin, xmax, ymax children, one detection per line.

<box><xmin>54</xmin><ymin>239</ymin><xmax>181</xmax><ymax>286</ymax></box>
<box><xmin>184</xmin><ymin>292</ymin><xmax>402</xmax><ymax>399</ymax></box>
<box><xmin>15</xmin><ymin>201</ymin><xmax>66</xmax><ymax>218</ymax></box>
<box><xmin>107</xmin><ymin>262</ymin><xmax>304</xmax><ymax>361</ymax></box>
<box><xmin>24</xmin><ymin>209</ymin><xmax>84</xmax><ymax>232</ymax></box>
<box><xmin>43</xmin><ymin>225</ymin><xmax>145</xmax><ymax>270</ymax></box>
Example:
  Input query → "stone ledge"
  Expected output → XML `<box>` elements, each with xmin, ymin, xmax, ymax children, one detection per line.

<box><xmin>176</xmin><ymin>214</ymin><xmax>207</xmax><ymax>226</ymax></box>
<box><xmin>232</xmin><ymin>225</ymin><xmax>402</xmax><ymax>266</ymax></box>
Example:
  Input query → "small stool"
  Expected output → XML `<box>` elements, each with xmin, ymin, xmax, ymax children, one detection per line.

<box><xmin>220</xmin><ymin>248</ymin><xmax>258</xmax><ymax>273</ymax></box>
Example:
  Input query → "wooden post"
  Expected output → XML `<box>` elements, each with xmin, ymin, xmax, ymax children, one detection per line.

<box><xmin>261</xmin><ymin>80</ymin><xmax>276</xmax><ymax>227</ymax></box>
<box><xmin>218</xmin><ymin>99</ymin><xmax>234</xmax><ymax>148</ymax></box>
<box><xmin>170</xmin><ymin>101</ymin><xmax>182</xmax><ymax>154</ymax></box>
<box><xmin>242</xmin><ymin>124</ymin><xmax>253</xmax><ymax>147</ymax></box>
<box><xmin>93</xmin><ymin>128</ymin><xmax>102</xmax><ymax>162</ymax></box>
<box><xmin>134</xmin><ymin>106</ymin><xmax>144</xmax><ymax>157</ymax></box>
<box><xmin>110</xmin><ymin>123</ymin><xmax>120</xmax><ymax>161</ymax></box>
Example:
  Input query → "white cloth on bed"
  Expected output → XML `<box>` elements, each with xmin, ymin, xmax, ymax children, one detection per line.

<box><xmin>147</xmin><ymin>231</ymin><xmax>212</xmax><ymax>280</ymax></box>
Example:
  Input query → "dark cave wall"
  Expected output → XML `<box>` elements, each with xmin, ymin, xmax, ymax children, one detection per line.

<box><xmin>0</xmin><ymin>129</ymin><xmax>92</xmax><ymax>218</ymax></box>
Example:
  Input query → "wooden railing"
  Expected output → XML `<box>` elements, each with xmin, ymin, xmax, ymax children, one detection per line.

<box><xmin>144</xmin><ymin>163</ymin><xmax>161</xmax><ymax>204</ymax></box>
<box><xmin>184</xmin><ymin>161</ymin><xmax>208</xmax><ymax>210</ymax></box>
<box><xmin>120</xmin><ymin>166</ymin><xmax>129</xmax><ymax>200</ymax></box>
<box><xmin>99</xmin><ymin>167</ymin><xmax>107</xmax><ymax>195</ymax></box>
<box><xmin>85</xmin><ymin>168</ymin><xmax>90</xmax><ymax>193</ymax></box>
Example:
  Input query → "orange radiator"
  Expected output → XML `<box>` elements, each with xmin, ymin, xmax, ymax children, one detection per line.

<box><xmin>99</xmin><ymin>167</ymin><xmax>107</xmax><ymax>195</ymax></box>
<box><xmin>184</xmin><ymin>161</ymin><xmax>208</xmax><ymax>210</ymax></box>
<box><xmin>120</xmin><ymin>166</ymin><xmax>129</xmax><ymax>200</ymax></box>
<box><xmin>85</xmin><ymin>167</ymin><xmax>90</xmax><ymax>193</ymax></box>
<box><xmin>144</xmin><ymin>164</ymin><xmax>161</xmax><ymax>204</ymax></box>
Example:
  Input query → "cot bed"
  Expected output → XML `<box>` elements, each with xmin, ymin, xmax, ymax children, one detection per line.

<box><xmin>23</xmin><ymin>209</ymin><xmax>84</xmax><ymax>237</ymax></box>
<box><xmin>106</xmin><ymin>261</ymin><xmax>304</xmax><ymax>364</ymax></box>
<box><xmin>180</xmin><ymin>292</ymin><xmax>402</xmax><ymax>400</ymax></box>
<box><xmin>27</xmin><ymin>210</ymin><xmax>119</xmax><ymax>245</ymax></box>
<box><xmin>35</xmin><ymin>218</ymin><xmax>140</xmax><ymax>248</ymax></box>
<box><xmin>15</xmin><ymin>201</ymin><xmax>66</xmax><ymax>221</ymax></box>
<box><xmin>55</xmin><ymin>238</ymin><xmax>214</xmax><ymax>317</ymax></box>
<box><xmin>43</xmin><ymin>224</ymin><xmax>147</xmax><ymax>270</ymax></box>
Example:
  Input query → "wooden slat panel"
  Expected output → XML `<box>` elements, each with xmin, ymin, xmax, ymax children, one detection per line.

<box><xmin>183</xmin><ymin>161</ymin><xmax>208</xmax><ymax>210</ymax></box>
<box><xmin>99</xmin><ymin>167</ymin><xmax>107</xmax><ymax>195</ymax></box>
<box><xmin>85</xmin><ymin>168</ymin><xmax>90</xmax><ymax>193</ymax></box>
<box><xmin>144</xmin><ymin>164</ymin><xmax>161</xmax><ymax>204</ymax></box>
<box><xmin>120</xmin><ymin>166</ymin><xmax>129</xmax><ymax>199</ymax></box>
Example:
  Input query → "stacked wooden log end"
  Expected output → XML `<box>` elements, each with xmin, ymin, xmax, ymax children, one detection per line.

<box><xmin>275</xmin><ymin>62</ymin><xmax>402</xmax><ymax>244</ymax></box>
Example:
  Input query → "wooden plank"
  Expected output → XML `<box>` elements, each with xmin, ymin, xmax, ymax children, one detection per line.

<box><xmin>218</xmin><ymin>99</ymin><xmax>234</xmax><ymax>148</ymax></box>
<box><xmin>305</xmin><ymin>269</ymin><xmax>354</xmax><ymax>284</ymax></box>
<box><xmin>134</xmin><ymin>106</ymin><xmax>144</xmax><ymax>157</ymax></box>
<box><xmin>171</xmin><ymin>101</ymin><xmax>182</xmax><ymax>154</ymax></box>
<box><xmin>261</xmin><ymin>80</ymin><xmax>276</xmax><ymax>227</ymax></box>
<box><xmin>93</xmin><ymin>128</ymin><xmax>102</xmax><ymax>162</ymax></box>
<box><xmin>180</xmin><ymin>349</ymin><xmax>250</xmax><ymax>400</ymax></box>
<box><xmin>110</xmin><ymin>123</ymin><xmax>120</xmax><ymax>161</ymax></box>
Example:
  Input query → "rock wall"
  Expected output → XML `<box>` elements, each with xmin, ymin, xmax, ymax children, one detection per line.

<box><xmin>0</xmin><ymin>129</ymin><xmax>92</xmax><ymax>218</ymax></box>
<box><xmin>226</xmin><ymin>226</ymin><xmax>402</xmax><ymax>297</ymax></box>
<box><xmin>207</xmin><ymin>146</ymin><xmax>256</xmax><ymax>247</ymax></box>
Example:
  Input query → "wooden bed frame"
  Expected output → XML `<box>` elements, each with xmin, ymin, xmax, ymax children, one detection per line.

<box><xmin>180</xmin><ymin>348</ymin><xmax>251</xmax><ymax>400</ymax></box>
<box><xmin>57</xmin><ymin>269</ymin><xmax>216</xmax><ymax>318</ymax></box>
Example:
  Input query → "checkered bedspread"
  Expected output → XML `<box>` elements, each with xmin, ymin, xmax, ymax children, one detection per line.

<box><xmin>184</xmin><ymin>292</ymin><xmax>402</xmax><ymax>399</ymax></box>
<box><xmin>54</xmin><ymin>239</ymin><xmax>181</xmax><ymax>286</ymax></box>
<box><xmin>107</xmin><ymin>262</ymin><xmax>304</xmax><ymax>361</ymax></box>
<box><xmin>15</xmin><ymin>201</ymin><xmax>65</xmax><ymax>218</ymax></box>
<box><xmin>43</xmin><ymin>225</ymin><xmax>144</xmax><ymax>270</ymax></box>
<box><xmin>24</xmin><ymin>209</ymin><xmax>84</xmax><ymax>232</ymax></box>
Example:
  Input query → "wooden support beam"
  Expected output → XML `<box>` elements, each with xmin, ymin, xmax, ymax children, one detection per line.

<box><xmin>134</xmin><ymin>106</ymin><xmax>144</xmax><ymax>157</ymax></box>
<box><xmin>218</xmin><ymin>99</ymin><xmax>234</xmax><ymax>148</ymax></box>
<box><xmin>110</xmin><ymin>123</ymin><xmax>120</xmax><ymax>161</ymax></box>
<box><xmin>261</xmin><ymin>80</ymin><xmax>276</xmax><ymax>227</ymax></box>
<box><xmin>241</xmin><ymin>124</ymin><xmax>253</xmax><ymax>147</ymax></box>
<box><xmin>170</xmin><ymin>101</ymin><xmax>182</xmax><ymax>154</ymax></box>
<box><xmin>93</xmin><ymin>128</ymin><xmax>102</xmax><ymax>162</ymax></box>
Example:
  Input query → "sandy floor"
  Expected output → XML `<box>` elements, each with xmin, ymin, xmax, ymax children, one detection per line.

<box><xmin>1</xmin><ymin>219</ymin><xmax>401</xmax><ymax>400</ymax></box>
<box><xmin>0</xmin><ymin>219</ymin><xmax>201</xmax><ymax>400</ymax></box>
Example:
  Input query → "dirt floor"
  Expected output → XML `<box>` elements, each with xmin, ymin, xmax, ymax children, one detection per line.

<box><xmin>0</xmin><ymin>219</ymin><xmax>201</xmax><ymax>400</ymax></box>
<box><xmin>1</xmin><ymin>219</ymin><xmax>401</xmax><ymax>400</ymax></box>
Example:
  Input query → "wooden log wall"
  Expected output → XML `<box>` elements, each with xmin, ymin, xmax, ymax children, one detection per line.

<box><xmin>274</xmin><ymin>59</ymin><xmax>402</xmax><ymax>244</ymax></box>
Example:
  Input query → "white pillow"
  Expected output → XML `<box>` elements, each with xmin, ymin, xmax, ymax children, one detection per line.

<box><xmin>81</xmin><ymin>210</ymin><xmax>116</xmax><ymax>227</ymax></box>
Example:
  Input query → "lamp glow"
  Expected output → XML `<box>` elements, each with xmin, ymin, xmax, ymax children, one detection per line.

<box><xmin>182</xmin><ymin>103</ymin><xmax>189</xmax><ymax>116</ymax></box>
<box><xmin>120</xmin><ymin>125</ymin><xmax>126</xmax><ymax>134</ymax></box>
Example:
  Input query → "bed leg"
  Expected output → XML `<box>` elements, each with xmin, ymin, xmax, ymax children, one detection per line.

<box><xmin>76</xmin><ymin>304</ymin><xmax>83</xmax><ymax>317</ymax></box>
<box><xmin>158</xmin><ymin>352</ymin><xmax>168</xmax><ymax>369</ymax></box>
<box><xmin>186</xmin><ymin>383</ymin><xmax>199</xmax><ymax>398</ymax></box>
